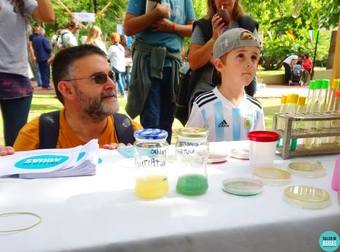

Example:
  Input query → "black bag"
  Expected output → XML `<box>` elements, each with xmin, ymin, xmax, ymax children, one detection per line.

<box><xmin>174</xmin><ymin>63</ymin><xmax>192</xmax><ymax>126</ymax></box>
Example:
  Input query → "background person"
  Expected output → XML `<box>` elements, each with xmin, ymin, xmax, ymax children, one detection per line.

<box><xmin>28</xmin><ymin>24</ymin><xmax>43</xmax><ymax>87</ymax></box>
<box><xmin>123</xmin><ymin>0</ymin><xmax>195</xmax><ymax>142</ymax></box>
<box><xmin>282</xmin><ymin>54</ymin><xmax>298</xmax><ymax>84</ymax></box>
<box><xmin>58</xmin><ymin>20</ymin><xmax>80</xmax><ymax>49</ymax></box>
<box><xmin>301</xmin><ymin>54</ymin><xmax>313</xmax><ymax>85</ymax></box>
<box><xmin>0</xmin><ymin>0</ymin><xmax>54</xmax><ymax>146</ymax></box>
<box><xmin>107</xmin><ymin>32</ymin><xmax>126</xmax><ymax>97</ymax></box>
<box><xmin>188</xmin><ymin>0</ymin><xmax>259</xmax><ymax>115</ymax></box>
<box><xmin>14</xmin><ymin>45</ymin><xmax>141</xmax><ymax>150</ymax></box>
<box><xmin>32</xmin><ymin>26</ymin><xmax>52</xmax><ymax>90</ymax></box>
<box><xmin>85</xmin><ymin>25</ymin><xmax>108</xmax><ymax>55</ymax></box>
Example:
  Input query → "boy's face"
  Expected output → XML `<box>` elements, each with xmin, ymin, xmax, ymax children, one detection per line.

<box><xmin>214</xmin><ymin>47</ymin><xmax>260</xmax><ymax>87</ymax></box>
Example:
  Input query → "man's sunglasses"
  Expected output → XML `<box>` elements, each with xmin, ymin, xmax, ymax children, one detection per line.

<box><xmin>63</xmin><ymin>71</ymin><xmax>115</xmax><ymax>84</ymax></box>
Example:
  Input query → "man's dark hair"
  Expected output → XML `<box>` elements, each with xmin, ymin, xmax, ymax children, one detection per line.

<box><xmin>52</xmin><ymin>44</ymin><xmax>107</xmax><ymax>104</ymax></box>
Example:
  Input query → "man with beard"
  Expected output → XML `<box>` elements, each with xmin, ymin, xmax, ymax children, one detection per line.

<box><xmin>12</xmin><ymin>45</ymin><xmax>142</xmax><ymax>151</ymax></box>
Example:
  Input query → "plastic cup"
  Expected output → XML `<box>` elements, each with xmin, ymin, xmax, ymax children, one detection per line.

<box><xmin>248</xmin><ymin>131</ymin><xmax>280</xmax><ymax>168</ymax></box>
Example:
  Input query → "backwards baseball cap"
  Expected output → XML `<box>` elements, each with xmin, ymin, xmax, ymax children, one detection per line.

<box><xmin>213</xmin><ymin>28</ymin><xmax>261</xmax><ymax>59</ymax></box>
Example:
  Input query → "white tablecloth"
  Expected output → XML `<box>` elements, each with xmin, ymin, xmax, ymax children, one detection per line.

<box><xmin>0</xmin><ymin>141</ymin><xmax>339</xmax><ymax>252</ymax></box>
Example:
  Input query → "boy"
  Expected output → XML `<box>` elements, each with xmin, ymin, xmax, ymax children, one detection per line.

<box><xmin>186</xmin><ymin>28</ymin><xmax>265</xmax><ymax>142</ymax></box>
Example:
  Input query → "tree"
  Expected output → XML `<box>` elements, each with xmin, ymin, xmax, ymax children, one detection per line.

<box><xmin>241</xmin><ymin>0</ymin><xmax>339</xmax><ymax>69</ymax></box>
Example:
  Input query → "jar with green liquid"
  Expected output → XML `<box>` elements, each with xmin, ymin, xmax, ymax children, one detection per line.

<box><xmin>175</xmin><ymin>128</ymin><xmax>209</xmax><ymax>196</ymax></box>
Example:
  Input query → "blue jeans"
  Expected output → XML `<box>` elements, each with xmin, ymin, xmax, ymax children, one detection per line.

<box><xmin>112</xmin><ymin>67</ymin><xmax>126</xmax><ymax>96</ymax></box>
<box><xmin>125</xmin><ymin>65</ymin><xmax>132</xmax><ymax>88</ymax></box>
<box><xmin>0</xmin><ymin>95</ymin><xmax>32</xmax><ymax>146</ymax></box>
<box><xmin>33</xmin><ymin>63</ymin><xmax>42</xmax><ymax>86</ymax></box>
<box><xmin>38</xmin><ymin>60</ymin><xmax>50</xmax><ymax>88</ymax></box>
<box><xmin>140</xmin><ymin>67</ymin><xmax>174</xmax><ymax>143</ymax></box>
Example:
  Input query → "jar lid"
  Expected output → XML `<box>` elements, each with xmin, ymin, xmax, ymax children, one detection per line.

<box><xmin>134</xmin><ymin>128</ymin><xmax>168</xmax><ymax>140</ymax></box>
<box><xmin>222</xmin><ymin>178</ymin><xmax>263</xmax><ymax>196</ymax></box>
<box><xmin>177</xmin><ymin>127</ymin><xmax>208</xmax><ymax>138</ymax></box>
<box><xmin>283</xmin><ymin>185</ymin><xmax>330</xmax><ymax>209</ymax></box>
<box><xmin>248</xmin><ymin>131</ymin><xmax>280</xmax><ymax>142</ymax></box>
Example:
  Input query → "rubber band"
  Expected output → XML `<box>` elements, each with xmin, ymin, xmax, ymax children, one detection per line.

<box><xmin>0</xmin><ymin>212</ymin><xmax>42</xmax><ymax>233</ymax></box>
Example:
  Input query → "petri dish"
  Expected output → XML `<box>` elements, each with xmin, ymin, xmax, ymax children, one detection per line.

<box><xmin>229</xmin><ymin>148</ymin><xmax>249</xmax><ymax>160</ymax></box>
<box><xmin>208</xmin><ymin>153</ymin><xmax>227</xmax><ymax>164</ymax></box>
<box><xmin>222</xmin><ymin>178</ymin><xmax>263</xmax><ymax>196</ymax></box>
<box><xmin>283</xmin><ymin>185</ymin><xmax>330</xmax><ymax>209</ymax></box>
<box><xmin>254</xmin><ymin>167</ymin><xmax>291</xmax><ymax>185</ymax></box>
<box><xmin>288</xmin><ymin>161</ymin><xmax>326</xmax><ymax>178</ymax></box>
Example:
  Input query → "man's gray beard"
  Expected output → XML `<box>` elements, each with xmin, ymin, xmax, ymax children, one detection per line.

<box><xmin>75</xmin><ymin>86</ymin><xmax>118</xmax><ymax>122</ymax></box>
<box><xmin>85</xmin><ymin>97</ymin><xmax>118</xmax><ymax>122</ymax></box>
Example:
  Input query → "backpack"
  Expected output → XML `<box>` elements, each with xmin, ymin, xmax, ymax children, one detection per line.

<box><xmin>38</xmin><ymin>111</ymin><xmax>135</xmax><ymax>149</ymax></box>
<box><xmin>52</xmin><ymin>31</ymin><xmax>68</xmax><ymax>53</ymax></box>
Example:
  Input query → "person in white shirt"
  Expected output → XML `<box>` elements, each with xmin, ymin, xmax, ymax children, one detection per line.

<box><xmin>282</xmin><ymin>54</ymin><xmax>298</xmax><ymax>84</ymax></box>
<box><xmin>59</xmin><ymin>20</ymin><xmax>80</xmax><ymax>49</ymax></box>
<box><xmin>85</xmin><ymin>25</ymin><xmax>108</xmax><ymax>55</ymax></box>
<box><xmin>187</xmin><ymin>28</ymin><xmax>265</xmax><ymax>142</ymax></box>
<box><xmin>107</xmin><ymin>33</ymin><xmax>126</xmax><ymax>97</ymax></box>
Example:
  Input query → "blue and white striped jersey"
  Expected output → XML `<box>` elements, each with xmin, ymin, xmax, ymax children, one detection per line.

<box><xmin>186</xmin><ymin>87</ymin><xmax>265</xmax><ymax>142</ymax></box>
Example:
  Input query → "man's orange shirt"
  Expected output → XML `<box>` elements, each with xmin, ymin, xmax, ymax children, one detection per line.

<box><xmin>14</xmin><ymin>110</ymin><xmax>142</xmax><ymax>150</ymax></box>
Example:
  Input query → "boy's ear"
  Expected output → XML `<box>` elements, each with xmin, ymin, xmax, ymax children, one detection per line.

<box><xmin>213</xmin><ymin>58</ymin><xmax>224</xmax><ymax>73</ymax></box>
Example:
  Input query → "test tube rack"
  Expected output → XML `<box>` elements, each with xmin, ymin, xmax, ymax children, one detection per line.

<box><xmin>273</xmin><ymin>112</ymin><xmax>340</xmax><ymax>159</ymax></box>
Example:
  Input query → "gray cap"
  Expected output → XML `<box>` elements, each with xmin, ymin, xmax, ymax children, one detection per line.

<box><xmin>213</xmin><ymin>28</ymin><xmax>261</xmax><ymax>59</ymax></box>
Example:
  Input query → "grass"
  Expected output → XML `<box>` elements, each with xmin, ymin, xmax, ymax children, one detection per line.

<box><xmin>0</xmin><ymin>93</ymin><xmax>279</xmax><ymax>145</ymax></box>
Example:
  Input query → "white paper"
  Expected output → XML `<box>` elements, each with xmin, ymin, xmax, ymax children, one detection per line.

<box><xmin>0</xmin><ymin>140</ymin><xmax>99</xmax><ymax>179</ymax></box>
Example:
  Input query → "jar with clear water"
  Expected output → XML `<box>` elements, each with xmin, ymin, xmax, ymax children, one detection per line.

<box><xmin>133</xmin><ymin>129</ymin><xmax>169</xmax><ymax>199</ymax></box>
<box><xmin>175</xmin><ymin>127</ymin><xmax>209</xmax><ymax>196</ymax></box>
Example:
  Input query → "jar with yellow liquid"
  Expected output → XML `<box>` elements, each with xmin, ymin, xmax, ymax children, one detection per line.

<box><xmin>175</xmin><ymin>128</ymin><xmax>209</xmax><ymax>196</ymax></box>
<box><xmin>134</xmin><ymin>129</ymin><xmax>169</xmax><ymax>199</ymax></box>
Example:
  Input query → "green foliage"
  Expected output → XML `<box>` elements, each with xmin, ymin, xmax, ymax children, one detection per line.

<box><xmin>38</xmin><ymin>0</ymin><xmax>338</xmax><ymax>69</ymax></box>
<box><xmin>241</xmin><ymin>0</ymin><xmax>339</xmax><ymax>69</ymax></box>
<box><xmin>44</xmin><ymin>0</ymin><xmax>128</xmax><ymax>38</ymax></box>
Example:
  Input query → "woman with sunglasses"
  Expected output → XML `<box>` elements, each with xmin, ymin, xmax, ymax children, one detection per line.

<box><xmin>0</xmin><ymin>0</ymin><xmax>54</xmax><ymax>146</ymax></box>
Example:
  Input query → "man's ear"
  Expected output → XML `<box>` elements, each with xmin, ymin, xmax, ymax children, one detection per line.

<box><xmin>58</xmin><ymin>81</ymin><xmax>76</xmax><ymax>101</ymax></box>
<box><xmin>213</xmin><ymin>58</ymin><xmax>224</xmax><ymax>73</ymax></box>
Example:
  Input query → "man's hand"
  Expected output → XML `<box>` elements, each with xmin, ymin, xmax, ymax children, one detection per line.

<box><xmin>0</xmin><ymin>146</ymin><xmax>15</xmax><ymax>156</ymax></box>
<box><xmin>154</xmin><ymin>3</ymin><xmax>169</xmax><ymax>19</ymax></box>
<box><xmin>103</xmin><ymin>143</ymin><xmax>133</xmax><ymax>150</ymax></box>
<box><xmin>151</xmin><ymin>18</ymin><xmax>173</xmax><ymax>32</ymax></box>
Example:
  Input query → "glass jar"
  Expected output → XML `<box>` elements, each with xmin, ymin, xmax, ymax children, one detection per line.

<box><xmin>175</xmin><ymin>127</ymin><xmax>209</xmax><ymax>196</ymax></box>
<box><xmin>133</xmin><ymin>129</ymin><xmax>169</xmax><ymax>199</ymax></box>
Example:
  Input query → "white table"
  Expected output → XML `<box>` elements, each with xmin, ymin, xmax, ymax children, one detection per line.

<box><xmin>0</xmin><ymin>141</ymin><xmax>339</xmax><ymax>252</ymax></box>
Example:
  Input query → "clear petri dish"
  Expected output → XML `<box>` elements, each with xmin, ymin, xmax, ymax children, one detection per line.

<box><xmin>288</xmin><ymin>161</ymin><xmax>326</xmax><ymax>178</ymax></box>
<box><xmin>222</xmin><ymin>178</ymin><xmax>263</xmax><ymax>196</ymax></box>
<box><xmin>229</xmin><ymin>148</ymin><xmax>249</xmax><ymax>160</ymax></box>
<box><xmin>208</xmin><ymin>153</ymin><xmax>228</xmax><ymax>164</ymax></box>
<box><xmin>283</xmin><ymin>185</ymin><xmax>330</xmax><ymax>209</ymax></box>
<box><xmin>253</xmin><ymin>167</ymin><xmax>291</xmax><ymax>185</ymax></box>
